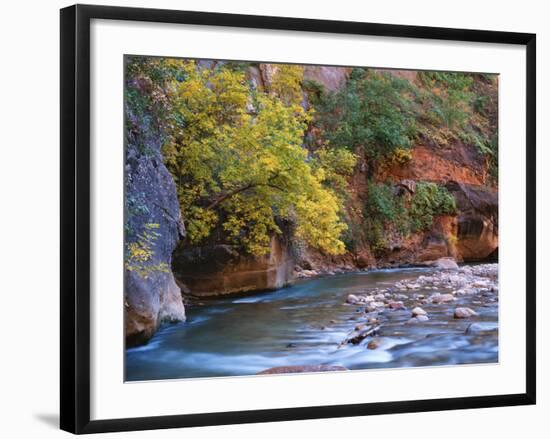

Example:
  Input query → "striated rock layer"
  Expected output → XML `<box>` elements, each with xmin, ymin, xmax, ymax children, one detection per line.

<box><xmin>172</xmin><ymin>236</ymin><xmax>294</xmax><ymax>298</ymax></box>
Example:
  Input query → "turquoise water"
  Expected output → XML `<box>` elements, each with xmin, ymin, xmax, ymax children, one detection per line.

<box><xmin>125</xmin><ymin>267</ymin><xmax>498</xmax><ymax>381</ymax></box>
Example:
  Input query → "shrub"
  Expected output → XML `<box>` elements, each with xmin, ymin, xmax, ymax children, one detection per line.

<box><xmin>384</xmin><ymin>147</ymin><xmax>413</xmax><ymax>167</ymax></box>
<box><xmin>313</xmin><ymin>69</ymin><xmax>417</xmax><ymax>170</ymax></box>
<box><xmin>410</xmin><ymin>182</ymin><xmax>456</xmax><ymax>231</ymax></box>
<box><xmin>364</xmin><ymin>181</ymin><xmax>457</xmax><ymax>253</ymax></box>
<box><xmin>364</xmin><ymin>182</ymin><xmax>408</xmax><ymax>252</ymax></box>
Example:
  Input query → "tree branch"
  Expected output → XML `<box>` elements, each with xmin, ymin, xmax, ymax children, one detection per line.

<box><xmin>205</xmin><ymin>172</ymin><xmax>285</xmax><ymax>210</ymax></box>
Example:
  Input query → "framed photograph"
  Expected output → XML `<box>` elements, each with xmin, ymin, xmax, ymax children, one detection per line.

<box><xmin>60</xmin><ymin>4</ymin><xmax>536</xmax><ymax>434</ymax></box>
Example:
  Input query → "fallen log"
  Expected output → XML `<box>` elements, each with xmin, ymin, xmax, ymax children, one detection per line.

<box><xmin>339</xmin><ymin>324</ymin><xmax>381</xmax><ymax>347</ymax></box>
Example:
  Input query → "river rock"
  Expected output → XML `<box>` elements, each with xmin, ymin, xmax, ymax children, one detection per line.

<box><xmin>455</xmin><ymin>287</ymin><xmax>478</xmax><ymax>296</ymax></box>
<box><xmin>406</xmin><ymin>314</ymin><xmax>429</xmax><ymax>324</ymax></box>
<box><xmin>432</xmin><ymin>257</ymin><xmax>459</xmax><ymax>270</ymax></box>
<box><xmin>411</xmin><ymin>306</ymin><xmax>427</xmax><ymax>317</ymax></box>
<box><xmin>388</xmin><ymin>301</ymin><xmax>405</xmax><ymax>310</ymax></box>
<box><xmin>347</xmin><ymin>294</ymin><xmax>360</xmax><ymax>304</ymax></box>
<box><xmin>366</xmin><ymin>302</ymin><xmax>384</xmax><ymax>312</ymax></box>
<box><xmin>257</xmin><ymin>365</ymin><xmax>348</xmax><ymax>375</ymax></box>
<box><xmin>454</xmin><ymin>307</ymin><xmax>478</xmax><ymax>319</ymax></box>
<box><xmin>367</xmin><ymin>339</ymin><xmax>381</xmax><ymax>349</ymax></box>
<box><xmin>465</xmin><ymin>322</ymin><xmax>498</xmax><ymax>335</ymax></box>
<box><xmin>430</xmin><ymin>293</ymin><xmax>455</xmax><ymax>304</ymax></box>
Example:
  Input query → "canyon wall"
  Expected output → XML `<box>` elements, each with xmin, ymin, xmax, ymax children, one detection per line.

<box><xmin>124</xmin><ymin>76</ymin><xmax>186</xmax><ymax>347</ymax></box>
<box><xmin>124</xmin><ymin>61</ymin><xmax>498</xmax><ymax>344</ymax></box>
<box><xmin>294</xmin><ymin>66</ymin><xmax>497</xmax><ymax>274</ymax></box>
<box><xmin>169</xmin><ymin>64</ymin><xmax>498</xmax><ymax>296</ymax></box>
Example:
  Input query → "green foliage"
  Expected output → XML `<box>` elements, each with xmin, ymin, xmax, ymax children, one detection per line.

<box><xmin>302</xmin><ymin>79</ymin><xmax>325</xmax><ymax>99</ymax></box>
<box><xmin>364</xmin><ymin>182</ymin><xmax>408</xmax><ymax>252</ymax></box>
<box><xmin>364</xmin><ymin>181</ymin><xmax>456</xmax><ymax>253</ymax></box>
<box><xmin>308</xmin><ymin>68</ymin><xmax>497</xmax><ymax>187</ymax></box>
<box><xmin>365</xmin><ymin>182</ymin><xmax>401</xmax><ymax>223</ymax></box>
<box><xmin>418</xmin><ymin>71</ymin><xmax>474</xmax><ymax>130</ymax></box>
<box><xmin>409</xmin><ymin>182</ymin><xmax>457</xmax><ymax>232</ymax></box>
<box><xmin>416</xmin><ymin>71</ymin><xmax>498</xmax><ymax>183</ymax></box>
<box><xmin>131</xmin><ymin>59</ymin><xmax>356</xmax><ymax>256</ymax></box>
<box><xmin>125</xmin><ymin>57</ymin><xmax>194</xmax><ymax>156</ymax></box>
<box><xmin>313</xmin><ymin>69</ymin><xmax>417</xmax><ymax>167</ymax></box>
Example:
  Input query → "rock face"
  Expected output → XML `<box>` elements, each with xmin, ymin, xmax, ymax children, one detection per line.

<box><xmin>446</xmin><ymin>181</ymin><xmax>498</xmax><ymax>261</ymax></box>
<box><xmin>124</xmin><ymin>77</ymin><xmax>186</xmax><ymax>347</ymax></box>
<box><xmin>257</xmin><ymin>63</ymin><xmax>351</xmax><ymax>93</ymax></box>
<box><xmin>172</xmin><ymin>236</ymin><xmax>294</xmax><ymax>297</ymax></box>
<box><xmin>365</xmin><ymin>215</ymin><xmax>458</xmax><ymax>268</ymax></box>
<box><xmin>376</xmin><ymin>143</ymin><xmax>487</xmax><ymax>186</ymax></box>
<box><xmin>303</xmin><ymin>65</ymin><xmax>351</xmax><ymax>91</ymax></box>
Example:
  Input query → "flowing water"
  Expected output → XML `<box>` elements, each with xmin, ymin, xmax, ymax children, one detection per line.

<box><xmin>125</xmin><ymin>267</ymin><xmax>498</xmax><ymax>381</ymax></box>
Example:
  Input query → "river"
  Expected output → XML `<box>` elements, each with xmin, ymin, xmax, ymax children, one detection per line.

<box><xmin>125</xmin><ymin>266</ymin><xmax>498</xmax><ymax>381</ymax></box>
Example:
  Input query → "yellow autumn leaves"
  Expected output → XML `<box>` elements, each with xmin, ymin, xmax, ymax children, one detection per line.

<box><xmin>161</xmin><ymin>60</ymin><xmax>356</xmax><ymax>256</ymax></box>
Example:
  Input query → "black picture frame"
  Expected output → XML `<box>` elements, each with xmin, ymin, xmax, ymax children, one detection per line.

<box><xmin>60</xmin><ymin>4</ymin><xmax>536</xmax><ymax>434</ymax></box>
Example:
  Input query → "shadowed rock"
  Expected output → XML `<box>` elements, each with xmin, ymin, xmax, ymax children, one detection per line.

<box><xmin>124</xmin><ymin>77</ymin><xmax>186</xmax><ymax>347</ymax></box>
<box><xmin>446</xmin><ymin>181</ymin><xmax>498</xmax><ymax>262</ymax></box>
<box><xmin>257</xmin><ymin>365</ymin><xmax>348</xmax><ymax>375</ymax></box>
<box><xmin>172</xmin><ymin>236</ymin><xmax>294</xmax><ymax>298</ymax></box>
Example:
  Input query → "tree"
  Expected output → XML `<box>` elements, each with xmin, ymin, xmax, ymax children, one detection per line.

<box><xmin>159</xmin><ymin>60</ymin><xmax>355</xmax><ymax>256</ymax></box>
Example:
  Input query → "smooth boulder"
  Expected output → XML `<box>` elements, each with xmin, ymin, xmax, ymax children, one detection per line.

<box><xmin>411</xmin><ymin>306</ymin><xmax>427</xmax><ymax>317</ymax></box>
<box><xmin>433</xmin><ymin>257</ymin><xmax>459</xmax><ymax>270</ymax></box>
<box><xmin>454</xmin><ymin>307</ymin><xmax>478</xmax><ymax>319</ymax></box>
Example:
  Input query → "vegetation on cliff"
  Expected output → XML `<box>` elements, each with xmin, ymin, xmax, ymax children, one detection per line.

<box><xmin>364</xmin><ymin>181</ymin><xmax>456</xmax><ymax>253</ymax></box>
<box><xmin>125</xmin><ymin>57</ymin><xmax>497</xmax><ymax>269</ymax></box>
<box><xmin>306</xmin><ymin>67</ymin><xmax>496</xmax><ymax>256</ymax></box>
<box><xmin>311</xmin><ymin>68</ymin><xmax>498</xmax><ymax>182</ymax></box>
<box><xmin>127</xmin><ymin>57</ymin><xmax>356</xmax><ymax>258</ymax></box>
<box><xmin>310</xmin><ymin>69</ymin><xmax>416</xmax><ymax>171</ymax></box>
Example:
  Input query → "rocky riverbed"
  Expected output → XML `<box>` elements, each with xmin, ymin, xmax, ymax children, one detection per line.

<box><xmin>126</xmin><ymin>262</ymin><xmax>498</xmax><ymax>380</ymax></box>
<box><xmin>341</xmin><ymin>261</ymin><xmax>498</xmax><ymax>352</ymax></box>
